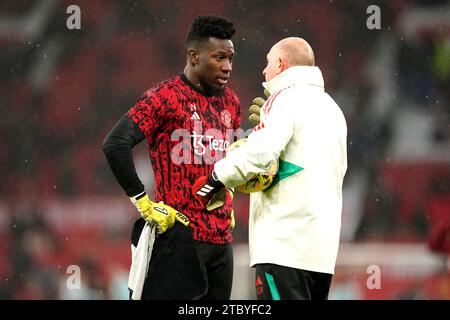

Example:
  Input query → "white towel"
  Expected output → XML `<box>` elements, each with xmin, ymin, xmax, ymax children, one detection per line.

<box><xmin>128</xmin><ymin>222</ymin><xmax>156</xmax><ymax>300</ymax></box>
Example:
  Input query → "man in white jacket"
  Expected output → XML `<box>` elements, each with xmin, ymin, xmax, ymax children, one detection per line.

<box><xmin>193</xmin><ymin>37</ymin><xmax>348</xmax><ymax>300</ymax></box>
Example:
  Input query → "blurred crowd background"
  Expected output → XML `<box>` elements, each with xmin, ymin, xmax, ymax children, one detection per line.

<box><xmin>0</xmin><ymin>0</ymin><xmax>449</xmax><ymax>299</ymax></box>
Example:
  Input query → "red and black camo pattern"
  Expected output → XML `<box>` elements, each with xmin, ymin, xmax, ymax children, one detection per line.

<box><xmin>126</xmin><ymin>75</ymin><xmax>241</xmax><ymax>244</ymax></box>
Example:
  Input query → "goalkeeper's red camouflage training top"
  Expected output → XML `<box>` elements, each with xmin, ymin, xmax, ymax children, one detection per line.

<box><xmin>126</xmin><ymin>74</ymin><xmax>241</xmax><ymax>244</ymax></box>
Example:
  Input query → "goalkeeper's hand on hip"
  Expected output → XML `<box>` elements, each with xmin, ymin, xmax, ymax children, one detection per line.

<box><xmin>130</xmin><ymin>192</ymin><xmax>189</xmax><ymax>234</ymax></box>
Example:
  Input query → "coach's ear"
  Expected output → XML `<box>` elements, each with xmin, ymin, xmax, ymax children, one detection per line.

<box><xmin>188</xmin><ymin>49</ymin><xmax>199</xmax><ymax>65</ymax></box>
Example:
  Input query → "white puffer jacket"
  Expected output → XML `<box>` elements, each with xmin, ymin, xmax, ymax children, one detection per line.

<box><xmin>215</xmin><ymin>66</ymin><xmax>347</xmax><ymax>274</ymax></box>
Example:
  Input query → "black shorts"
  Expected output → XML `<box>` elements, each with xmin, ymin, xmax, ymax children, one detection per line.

<box><xmin>254</xmin><ymin>263</ymin><xmax>332</xmax><ymax>300</ymax></box>
<box><xmin>130</xmin><ymin>218</ymin><xmax>208</xmax><ymax>300</ymax></box>
<box><xmin>130</xmin><ymin>218</ymin><xmax>233</xmax><ymax>300</ymax></box>
<box><xmin>195</xmin><ymin>241</ymin><xmax>233</xmax><ymax>300</ymax></box>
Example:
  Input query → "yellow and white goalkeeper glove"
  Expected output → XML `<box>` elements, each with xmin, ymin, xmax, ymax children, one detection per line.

<box><xmin>229</xmin><ymin>189</ymin><xmax>235</xmax><ymax>232</ymax></box>
<box><xmin>248</xmin><ymin>89</ymin><xmax>270</xmax><ymax>125</ymax></box>
<box><xmin>130</xmin><ymin>192</ymin><xmax>189</xmax><ymax>234</ymax></box>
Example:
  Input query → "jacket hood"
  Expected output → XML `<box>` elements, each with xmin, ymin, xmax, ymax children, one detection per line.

<box><xmin>262</xmin><ymin>66</ymin><xmax>324</xmax><ymax>95</ymax></box>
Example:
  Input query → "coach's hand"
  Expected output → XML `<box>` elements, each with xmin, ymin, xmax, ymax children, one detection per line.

<box><xmin>130</xmin><ymin>192</ymin><xmax>189</xmax><ymax>234</ymax></box>
<box><xmin>248</xmin><ymin>89</ymin><xmax>270</xmax><ymax>125</ymax></box>
<box><xmin>193</xmin><ymin>171</ymin><xmax>225</xmax><ymax>209</ymax></box>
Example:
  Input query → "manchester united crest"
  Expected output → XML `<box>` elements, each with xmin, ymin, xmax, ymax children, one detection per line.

<box><xmin>220</xmin><ymin>109</ymin><xmax>232</xmax><ymax>128</ymax></box>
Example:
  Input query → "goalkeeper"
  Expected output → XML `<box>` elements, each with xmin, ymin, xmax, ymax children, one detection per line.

<box><xmin>193</xmin><ymin>37</ymin><xmax>348</xmax><ymax>300</ymax></box>
<box><xmin>102</xmin><ymin>16</ymin><xmax>240</xmax><ymax>300</ymax></box>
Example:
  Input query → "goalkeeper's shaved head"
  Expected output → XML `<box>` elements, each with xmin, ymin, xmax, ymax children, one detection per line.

<box><xmin>186</xmin><ymin>15</ymin><xmax>236</xmax><ymax>49</ymax></box>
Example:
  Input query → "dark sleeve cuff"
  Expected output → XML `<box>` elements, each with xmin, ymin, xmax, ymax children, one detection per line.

<box><xmin>207</xmin><ymin>171</ymin><xmax>225</xmax><ymax>190</ymax></box>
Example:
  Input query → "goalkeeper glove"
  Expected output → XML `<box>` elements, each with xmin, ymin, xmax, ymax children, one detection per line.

<box><xmin>230</xmin><ymin>209</ymin><xmax>235</xmax><ymax>231</ymax></box>
<box><xmin>130</xmin><ymin>192</ymin><xmax>189</xmax><ymax>234</ymax></box>
<box><xmin>229</xmin><ymin>189</ymin><xmax>235</xmax><ymax>231</ymax></box>
<box><xmin>192</xmin><ymin>171</ymin><xmax>224</xmax><ymax>209</ymax></box>
<box><xmin>248</xmin><ymin>89</ymin><xmax>270</xmax><ymax>125</ymax></box>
